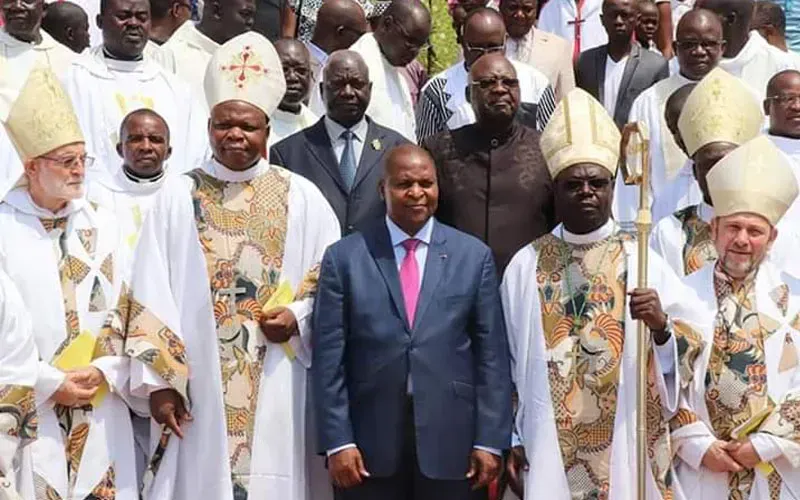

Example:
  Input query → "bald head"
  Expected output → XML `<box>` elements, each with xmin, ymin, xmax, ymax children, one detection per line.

<box><xmin>694</xmin><ymin>0</ymin><xmax>755</xmax><ymax>57</ymax></box>
<box><xmin>674</xmin><ymin>9</ymin><xmax>725</xmax><ymax>80</ymax></box>
<box><xmin>275</xmin><ymin>39</ymin><xmax>312</xmax><ymax>109</ymax></box>
<box><xmin>41</xmin><ymin>1</ymin><xmax>90</xmax><ymax>53</ymax></box>
<box><xmin>312</xmin><ymin>0</ymin><xmax>368</xmax><ymax>53</ymax></box>
<box><xmin>375</xmin><ymin>0</ymin><xmax>431</xmax><ymax>66</ymax></box>
<box><xmin>323</xmin><ymin>50</ymin><xmax>372</xmax><ymax>127</ymax></box>
<box><xmin>324</xmin><ymin>50</ymin><xmax>370</xmax><ymax>82</ymax></box>
<box><xmin>463</xmin><ymin>8</ymin><xmax>507</xmax><ymax>67</ymax></box>
<box><xmin>383</xmin><ymin>144</ymin><xmax>435</xmax><ymax>180</ymax></box>
<box><xmin>469</xmin><ymin>53</ymin><xmax>520</xmax><ymax>125</ymax></box>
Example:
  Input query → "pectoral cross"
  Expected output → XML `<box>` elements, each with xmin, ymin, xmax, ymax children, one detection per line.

<box><xmin>568</xmin><ymin>0</ymin><xmax>587</xmax><ymax>62</ymax></box>
<box><xmin>218</xmin><ymin>286</ymin><xmax>246</xmax><ymax>315</ymax></box>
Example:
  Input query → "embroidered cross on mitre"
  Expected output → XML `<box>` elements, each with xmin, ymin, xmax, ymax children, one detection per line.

<box><xmin>220</xmin><ymin>45</ymin><xmax>270</xmax><ymax>90</ymax></box>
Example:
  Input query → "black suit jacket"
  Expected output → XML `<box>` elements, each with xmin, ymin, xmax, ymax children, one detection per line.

<box><xmin>576</xmin><ymin>43</ymin><xmax>669</xmax><ymax>129</ymax></box>
<box><xmin>270</xmin><ymin>117</ymin><xmax>410</xmax><ymax>235</ymax></box>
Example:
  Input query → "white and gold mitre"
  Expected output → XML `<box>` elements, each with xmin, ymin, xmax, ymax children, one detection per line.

<box><xmin>204</xmin><ymin>32</ymin><xmax>286</xmax><ymax>117</ymax></box>
<box><xmin>539</xmin><ymin>88</ymin><xmax>621</xmax><ymax>179</ymax></box>
<box><xmin>678</xmin><ymin>67</ymin><xmax>762</xmax><ymax>157</ymax></box>
<box><xmin>3</xmin><ymin>66</ymin><xmax>83</xmax><ymax>161</ymax></box>
<box><xmin>706</xmin><ymin>136</ymin><xmax>798</xmax><ymax>225</ymax></box>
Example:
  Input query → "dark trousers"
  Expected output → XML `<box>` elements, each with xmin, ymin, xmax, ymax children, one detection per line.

<box><xmin>334</xmin><ymin>398</ymin><xmax>486</xmax><ymax>500</ymax></box>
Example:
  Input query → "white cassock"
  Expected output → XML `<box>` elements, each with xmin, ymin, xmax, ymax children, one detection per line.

<box><xmin>669</xmin><ymin>32</ymin><xmax>794</xmax><ymax>101</ymax></box>
<box><xmin>128</xmin><ymin>158</ymin><xmax>339</xmax><ymax>500</ymax></box>
<box><xmin>62</xmin><ymin>47</ymin><xmax>208</xmax><ymax>182</ymax></box>
<box><xmin>649</xmin><ymin>160</ymin><xmax>703</xmax><ymax>224</ymax></box>
<box><xmin>614</xmin><ymin>73</ymin><xmax>693</xmax><ymax>225</ymax></box>
<box><xmin>0</xmin><ymin>268</ymin><xmax>38</xmax><ymax>499</ymax></box>
<box><xmin>0</xmin><ymin>189</ymin><xmax>140</xmax><ymax>500</ymax></box>
<box><xmin>160</xmin><ymin>21</ymin><xmax>219</xmax><ymax>92</ymax></box>
<box><xmin>268</xmin><ymin>105</ymin><xmax>319</xmax><ymax>147</ymax></box>
<box><xmin>537</xmin><ymin>0</ymin><xmax>607</xmax><ymax>56</ymax></box>
<box><xmin>0</xmin><ymin>29</ymin><xmax>76</xmax><ymax>200</ymax></box>
<box><xmin>348</xmin><ymin>33</ymin><xmax>416</xmax><ymax>141</ymax></box>
<box><xmin>501</xmin><ymin>220</ymin><xmax>685</xmax><ymax>500</ymax></box>
<box><xmin>142</xmin><ymin>40</ymin><xmax>176</xmax><ymax>72</ymax></box>
<box><xmin>667</xmin><ymin>262</ymin><xmax>800</xmax><ymax>499</ymax></box>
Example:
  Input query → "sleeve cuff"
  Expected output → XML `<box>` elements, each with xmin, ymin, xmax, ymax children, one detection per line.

<box><xmin>286</xmin><ymin>299</ymin><xmax>312</xmax><ymax>368</ymax></box>
<box><xmin>654</xmin><ymin>334</ymin><xmax>677</xmax><ymax>375</ymax></box>
<box><xmin>91</xmin><ymin>356</ymin><xmax>128</xmax><ymax>394</ymax></box>
<box><xmin>474</xmin><ymin>445</ymin><xmax>502</xmax><ymax>456</ymax></box>
<box><xmin>751</xmin><ymin>433</ymin><xmax>784</xmax><ymax>462</ymax></box>
<box><xmin>35</xmin><ymin>362</ymin><xmax>65</xmax><ymax>408</ymax></box>
<box><xmin>326</xmin><ymin>443</ymin><xmax>357</xmax><ymax>457</ymax></box>
<box><xmin>677</xmin><ymin>434</ymin><xmax>716</xmax><ymax>470</ymax></box>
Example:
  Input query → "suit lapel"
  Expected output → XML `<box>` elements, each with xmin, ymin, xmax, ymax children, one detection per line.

<box><xmin>595</xmin><ymin>48</ymin><xmax>606</xmax><ymax>103</ymax></box>
<box><xmin>306</xmin><ymin>119</ymin><xmax>348</xmax><ymax>194</ymax></box>
<box><xmin>413</xmin><ymin>221</ymin><xmax>448</xmax><ymax>330</ymax></box>
<box><xmin>352</xmin><ymin>120</ymin><xmax>384</xmax><ymax>191</ymax></box>
<box><xmin>365</xmin><ymin>221</ymin><xmax>410</xmax><ymax>330</ymax></box>
<box><xmin>615</xmin><ymin>44</ymin><xmax>641</xmax><ymax>114</ymax></box>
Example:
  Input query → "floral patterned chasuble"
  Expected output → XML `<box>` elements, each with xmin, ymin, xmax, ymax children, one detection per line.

<box><xmin>533</xmin><ymin>232</ymin><xmax>672</xmax><ymax>500</ymax></box>
<box><xmin>186</xmin><ymin>168</ymin><xmax>290</xmax><ymax>497</ymax></box>
<box><xmin>674</xmin><ymin>205</ymin><xmax>717</xmax><ymax>275</ymax></box>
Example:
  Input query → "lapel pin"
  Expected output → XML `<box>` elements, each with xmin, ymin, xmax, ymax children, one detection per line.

<box><xmin>440</xmin><ymin>253</ymin><xmax>448</xmax><ymax>260</ymax></box>
<box><xmin>371</xmin><ymin>139</ymin><xmax>382</xmax><ymax>151</ymax></box>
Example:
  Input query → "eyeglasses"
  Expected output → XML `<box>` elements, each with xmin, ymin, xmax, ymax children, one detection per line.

<box><xmin>464</xmin><ymin>41</ymin><xmax>507</xmax><ymax>57</ymax></box>
<box><xmin>470</xmin><ymin>77</ymin><xmax>520</xmax><ymax>90</ymax></box>
<box><xmin>675</xmin><ymin>40</ymin><xmax>724</xmax><ymax>52</ymax></box>
<box><xmin>40</xmin><ymin>153</ymin><xmax>94</xmax><ymax>170</ymax></box>
<box><xmin>390</xmin><ymin>16</ymin><xmax>430</xmax><ymax>51</ymax></box>
<box><xmin>767</xmin><ymin>94</ymin><xmax>800</xmax><ymax>106</ymax></box>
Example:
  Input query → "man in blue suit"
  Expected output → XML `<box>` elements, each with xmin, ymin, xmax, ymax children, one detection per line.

<box><xmin>312</xmin><ymin>144</ymin><xmax>512</xmax><ymax>499</ymax></box>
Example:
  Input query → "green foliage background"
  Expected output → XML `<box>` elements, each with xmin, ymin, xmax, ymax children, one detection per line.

<box><xmin>419</xmin><ymin>0</ymin><xmax>460</xmax><ymax>75</ymax></box>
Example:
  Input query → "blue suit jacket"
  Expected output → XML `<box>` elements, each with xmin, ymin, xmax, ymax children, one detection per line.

<box><xmin>312</xmin><ymin>218</ymin><xmax>512</xmax><ymax>480</ymax></box>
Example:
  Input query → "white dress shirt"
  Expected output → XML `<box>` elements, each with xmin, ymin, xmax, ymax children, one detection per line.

<box><xmin>324</xmin><ymin>116</ymin><xmax>369</xmax><ymax>167</ymax></box>
<box><xmin>603</xmin><ymin>55</ymin><xmax>629</xmax><ymax>116</ymax></box>
<box><xmin>328</xmin><ymin>216</ymin><xmax>499</xmax><ymax>457</ymax></box>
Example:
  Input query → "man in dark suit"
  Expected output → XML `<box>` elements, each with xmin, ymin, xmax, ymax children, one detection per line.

<box><xmin>576</xmin><ymin>0</ymin><xmax>669</xmax><ymax>129</ymax></box>
<box><xmin>312</xmin><ymin>144</ymin><xmax>512</xmax><ymax>500</ymax></box>
<box><xmin>271</xmin><ymin>50</ymin><xmax>409</xmax><ymax>235</ymax></box>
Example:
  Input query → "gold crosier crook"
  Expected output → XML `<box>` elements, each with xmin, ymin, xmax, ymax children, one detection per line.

<box><xmin>620</xmin><ymin>121</ymin><xmax>651</xmax><ymax>500</ymax></box>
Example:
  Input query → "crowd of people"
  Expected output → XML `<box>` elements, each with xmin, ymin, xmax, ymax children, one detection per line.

<box><xmin>3</xmin><ymin>0</ymin><xmax>800</xmax><ymax>499</ymax></box>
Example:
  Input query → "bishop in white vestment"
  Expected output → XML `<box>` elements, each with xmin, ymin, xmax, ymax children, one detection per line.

<box><xmin>0</xmin><ymin>270</ymin><xmax>38</xmax><ymax>499</ymax></box>
<box><xmin>501</xmin><ymin>88</ymin><xmax>684</xmax><ymax>500</ymax></box>
<box><xmin>651</xmin><ymin>68</ymin><xmax>767</xmax><ymax>277</ymax></box>
<box><xmin>0</xmin><ymin>67</ymin><xmax>140</xmax><ymax>500</ymax></box>
<box><xmin>112</xmin><ymin>33</ymin><xmax>340</xmax><ymax>500</ymax></box>
<box><xmin>667</xmin><ymin>136</ymin><xmax>800</xmax><ymax>499</ymax></box>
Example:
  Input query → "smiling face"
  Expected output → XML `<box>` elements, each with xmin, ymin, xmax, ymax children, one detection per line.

<box><xmin>100</xmin><ymin>0</ymin><xmax>150</xmax><ymax>58</ymax></box>
<box><xmin>380</xmin><ymin>145</ymin><xmax>439</xmax><ymax>236</ymax></box>
<box><xmin>766</xmin><ymin>71</ymin><xmax>800</xmax><ymax>139</ymax></box>
<box><xmin>118</xmin><ymin>111</ymin><xmax>172</xmax><ymax>178</ymax></box>
<box><xmin>712</xmin><ymin>212</ymin><xmax>777</xmax><ymax>278</ymax></box>
<box><xmin>2</xmin><ymin>0</ymin><xmax>44</xmax><ymax>42</ymax></box>
<box><xmin>554</xmin><ymin>163</ymin><xmax>615</xmax><ymax>234</ymax></box>
<box><xmin>600</xmin><ymin>0</ymin><xmax>637</xmax><ymax>45</ymax></box>
<box><xmin>209</xmin><ymin>100</ymin><xmax>268</xmax><ymax>171</ymax></box>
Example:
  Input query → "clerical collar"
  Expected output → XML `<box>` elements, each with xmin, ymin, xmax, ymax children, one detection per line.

<box><xmin>102</xmin><ymin>46</ymin><xmax>144</xmax><ymax>62</ymax></box>
<box><xmin>123</xmin><ymin>166</ymin><xmax>165</xmax><ymax>184</ymax></box>
<box><xmin>205</xmin><ymin>157</ymin><xmax>269</xmax><ymax>182</ymax></box>
<box><xmin>559</xmin><ymin>219</ymin><xmax>616</xmax><ymax>244</ymax></box>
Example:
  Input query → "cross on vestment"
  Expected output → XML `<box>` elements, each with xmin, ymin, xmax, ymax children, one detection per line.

<box><xmin>218</xmin><ymin>286</ymin><xmax>247</xmax><ymax>315</ymax></box>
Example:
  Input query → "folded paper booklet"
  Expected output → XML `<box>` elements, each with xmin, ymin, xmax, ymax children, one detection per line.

<box><xmin>262</xmin><ymin>281</ymin><xmax>297</xmax><ymax>361</ymax></box>
<box><xmin>52</xmin><ymin>330</ymin><xmax>108</xmax><ymax>407</ymax></box>
<box><xmin>731</xmin><ymin>403</ymin><xmax>776</xmax><ymax>477</ymax></box>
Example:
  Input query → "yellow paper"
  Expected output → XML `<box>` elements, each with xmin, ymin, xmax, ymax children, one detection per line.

<box><xmin>52</xmin><ymin>330</ymin><xmax>108</xmax><ymax>406</ymax></box>
<box><xmin>730</xmin><ymin>405</ymin><xmax>776</xmax><ymax>477</ymax></box>
<box><xmin>262</xmin><ymin>281</ymin><xmax>297</xmax><ymax>361</ymax></box>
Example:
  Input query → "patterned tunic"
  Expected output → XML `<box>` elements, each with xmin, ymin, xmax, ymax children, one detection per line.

<box><xmin>534</xmin><ymin>231</ymin><xmax>673</xmax><ymax>499</ymax></box>
<box><xmin>674</xmin><ymin>205</ymin><xmax>717</xmax><ymax>275</ymax></box>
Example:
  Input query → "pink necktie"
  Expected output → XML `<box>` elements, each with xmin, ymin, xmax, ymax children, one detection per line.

<box><xmin>400</xmin><ymin>239</ymin><xmax>421</xmax><ymax>327</ymax></box>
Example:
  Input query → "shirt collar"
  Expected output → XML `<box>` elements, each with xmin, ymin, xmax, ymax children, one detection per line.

<box><xmin>306</xmin><ymin>41</ymin><xmax>329</xmax><ymax>66</ymax></box>
<box><xmin>204</xmin><ymin>156</ymin><xmax>270</xmax><ymax>182</ymax></box>
<box><xmin>324</xmin><ymin>116</ymin><xmax>369</xmax><ymax>143</ymax></box>
<box><xmin>386</xmin><ymin>215</ymin><xmax>435</xmax><ymax>247</ymax></box>
<box><xmin>558</xmin><ymin>219</ymin><xmax>617</xmax><ymax>245</ymax></box>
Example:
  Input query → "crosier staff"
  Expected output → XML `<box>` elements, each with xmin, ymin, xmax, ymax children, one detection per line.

<box><xmin>620</xmin><ymin>121</ymin><xmax>651</xmax><ymax>500</ymax></box>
